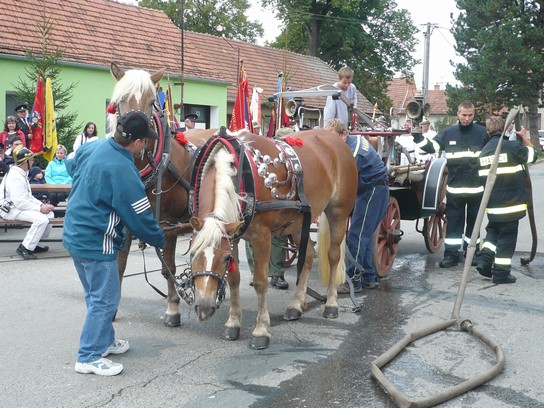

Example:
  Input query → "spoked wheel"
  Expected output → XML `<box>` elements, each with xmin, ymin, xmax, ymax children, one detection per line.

<box><xmin>373</xmin><ymin>197</ymin><xmax>403</xmax><ymax>277</ymax></box>
<box><xmin>283</xmin><ymin>235</ymin><xmax>298</xmax><ymax>267</ymax></box>
<box><xmin>424</xmin><ymin>164</ymin><xmax>448</xmax><ymax>253</ymax></box>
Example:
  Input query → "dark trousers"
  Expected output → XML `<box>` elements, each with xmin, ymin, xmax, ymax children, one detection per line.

<box><xmin>444</xmin><ymin>192</ymin><xmax>482</xmax><ymax>260</ymax></box>
<box><xmin>346</xmin><ymin>184</ymin><xmax>389</xmax><ymax>286</ymax></box>
<box><xmin>478</xmin><ymin>220</ymin><xmax>519</xmax><ymax>278</ymax></box>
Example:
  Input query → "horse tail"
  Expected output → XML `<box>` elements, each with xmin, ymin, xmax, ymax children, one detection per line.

<box><xmin>317</xmin><ymin>213</ymin><xmax>346</xmax><ymax>287</ymax></box>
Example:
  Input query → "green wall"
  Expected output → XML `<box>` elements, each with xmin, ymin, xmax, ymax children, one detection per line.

<box><xmin>0</xmin><ymin>57</ymin><xmax>228</xmax><ymax>141</ymax></box>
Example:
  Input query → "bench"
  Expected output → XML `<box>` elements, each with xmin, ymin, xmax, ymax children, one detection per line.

<box><xmin>0</xmin><ymin>218</ymin><xmax>65</xmax><ymax>227</ymax></box>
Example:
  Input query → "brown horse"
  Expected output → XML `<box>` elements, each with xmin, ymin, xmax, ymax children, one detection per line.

<box><xmin>189</xmin><ymin>130</ymin><xmax>357</xmax><ymax>349</ymax></box>
<box><xmin>108</xmin><ymin>62</ymin><xmax>196</xmax><ymax>326</ymax></box>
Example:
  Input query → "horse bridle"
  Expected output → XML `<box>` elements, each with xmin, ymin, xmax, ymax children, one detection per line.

<box><xmin>190</xmin><ymin>229</ymin><xmax>235</xmax><ymax>309</ymax></box>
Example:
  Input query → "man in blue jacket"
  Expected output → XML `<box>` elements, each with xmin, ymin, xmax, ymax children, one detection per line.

<box><xmin>64</xmin><ymin>110</ymin><xmax>165</xmax><ymax>376</ymax></box>
<box><xmin>325</xmin><ymin>119</ymin><xmax>389</xmax><ymax>293</ymax></box>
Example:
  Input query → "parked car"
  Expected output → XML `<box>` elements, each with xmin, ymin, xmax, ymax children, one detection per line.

<box><xmin>539</xmin><ymin>130</ymin><xmax>544</xmax><ymax>148</ymax></box>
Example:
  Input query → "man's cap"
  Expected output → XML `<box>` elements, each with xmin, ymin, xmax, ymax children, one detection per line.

<box><xmin>377</xmin><ymin>116</ymin><xmax>386</xmax><ymax>123</ymax></box>
<box><xmin>252</xmin><ymin>120</ymin><xmax>260</xmax><ymax>128</ymax></box>
<box><xmin>184</xmin><ymin>113</ymin><xmax>198</xmax><ymax>121</ymax></box>
<box><xmin>15</xmin><ymin>104</ymin><xmax>28</xmax><ymax>112</ymax></box>
<box><xmin>421</xmin><ymin>116</ymin><xmax>430</xmax><ymax>124</ymax></box>
<box><xmin>13</xmin><ymin>146</ymin><xmax>34</xmax><ymax>165</ymax></box>
<box><xmin>116</xmin><ymin>110</ymin><xmax>158</xmax><ymax>140</ymax></box>
<box><xmin>275</xmin><ymin>127</ymin><xmax>295</xmax><ymax>137</ymax></box>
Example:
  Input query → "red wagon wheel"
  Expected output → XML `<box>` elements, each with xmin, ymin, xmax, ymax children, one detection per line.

<box><xmin>284</xmin><ymin>235</ymin><xmax>298</xmax><ymax>267</ymax></box>
<box><xmin>373</xmin><ymin>197</ymin><xmax>402</xmax><ymax>277</ymax></box>
<box><xmin>424</xmin><ymin>165</ymin><xmax>448</xmax><ymax>253</ymax></box>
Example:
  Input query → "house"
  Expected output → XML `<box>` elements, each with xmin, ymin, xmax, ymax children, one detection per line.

<box><xmin>386</xmin><ymin>77</ymin><xmax>449</xmax><ymax>130</ymax></box>
<box><xmin>0</xmin><ymin>0</ymin><xmax>374</xmax><ymax>139</ymax></box>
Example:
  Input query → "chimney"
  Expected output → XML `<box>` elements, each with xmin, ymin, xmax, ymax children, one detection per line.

<box><xmin>434</xmin><ymin>84</ymin><xmax>440</xmax><ymax>91</ymax></box>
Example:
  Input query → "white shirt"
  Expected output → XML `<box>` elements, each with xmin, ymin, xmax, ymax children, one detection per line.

<box><xmin>0</xmin><ymin>165</ymin><xmax>43</xmax><ymax>218</ymax></box>
<box><xmin>323</xmin><ymin>82</ymin><xmax>358</xmax><ymax>127</ymax></box>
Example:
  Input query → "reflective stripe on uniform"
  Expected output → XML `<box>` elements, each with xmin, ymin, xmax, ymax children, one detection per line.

<box><xmin>486</xmin><ymin>204</ymin><xmax>527</xmax><ymax>215</ymax></box>
<box><xmin>446</xmin><ymin>185</ymin><xmax>484</xmax><ymax>194</ymax></box>
<box><xmin>463</xmin><ymin>235</ymin><xmax>480</xmax><ymax>245</ymax></box>
<box><xmin>444</xmin><ymin>238</ymin><xmax>463</xmax><ymax>246</ymax></box>
<box><xmin>494</xmin><ymin>257</ymin><xmax>512</xmax><ymax>266</ymax></box>
<box><xmin>482</xmin><ymin>241</ymin><xmax>497</xmax><ymax>253</ymax></box>
<box><xmin>528</xmin><ymin>147</ymin><xmax>535</xmax><ymax>163</ymax></box>
<box><xmin>445</xmin><ymin>150</ymin><xmax>480</xmax><ymax>159</ymax></box>
<box><xmin>479</xmin><ymin>164</ymin><xmax>523</xmax><ymax>177</ymax></box>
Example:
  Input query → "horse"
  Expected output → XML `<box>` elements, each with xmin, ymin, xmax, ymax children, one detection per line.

<box><xmin>107</xmin><ymin>62</ymin><xmax>197</xmax><ymax>326</ymax></box>
<box><xmin>188</xmin><ymin>130</ymin><xmax>357</xmax><ymax>349</ymax></box>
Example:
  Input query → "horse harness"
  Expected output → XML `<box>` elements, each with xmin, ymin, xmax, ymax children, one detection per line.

<box><xmin>188</xmin><ymin>127</ymin><xmax>314</xmax><ymax>305</ymax></box>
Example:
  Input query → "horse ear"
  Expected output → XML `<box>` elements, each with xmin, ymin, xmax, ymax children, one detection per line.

<box><xmin>225</xmin><ymin>221</ymin><xmax>244</xmax><ymax>236</ymax></box>
<box><xmin>190</xmin><ymin>216</ymin><xmax>203</xmax><ymax>231</ymax></box>
<box><xmin>111</xmin><ymin>62</ymin><xmax>125</xmax><ymax>81</ymax></box>
<box><xmin>150</xmin><ymin>68</ymin><xmax>165</xmax><ymax>85</ymax></box>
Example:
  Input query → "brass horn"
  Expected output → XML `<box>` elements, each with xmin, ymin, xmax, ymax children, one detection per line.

<box><xmin>285</xmin><ymin>99</ymin><xmax>297</xmax><ymax>117</ymax></box>
<box><xmin>406</xmin><ymin>101</ymin><xmax>422</xmax><ymax>120</ymax></box>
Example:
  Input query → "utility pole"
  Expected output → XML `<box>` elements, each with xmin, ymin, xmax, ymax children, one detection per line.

<box><xmin>422</xmin><ymin>22</ymin><xmax>432</xmax><ymax>105</ymax></box>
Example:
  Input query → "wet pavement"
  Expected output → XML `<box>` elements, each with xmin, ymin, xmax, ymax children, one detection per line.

<box><xmin>1</xmin><ymin>160</ymin><xmax>544</xmax><ymax>408</ymax></box>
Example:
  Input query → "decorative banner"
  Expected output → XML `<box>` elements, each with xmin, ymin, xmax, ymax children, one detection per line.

<box><xmin>229</xmin><ymin>64</ymin><xmax>254</xmax><ymax>133</ymax></box>
<box><xmin>165</xmin><ymin>83</ymin><xmax>180</xmax><ymax>131</ymax></box>
<box><xmin>29</xmin><ymin>76</ymin><xmax>44</xmax><ymax>154</ymax></box>
<box><xmin>267</xmin><ymin>72</ymin><xmax>283</xmax><ymax>137</ymax></box>
<box><xmin>250</xmin><ymin>86</ymin><xmax>263</xmax><ymax>135</ymax></box>
<box><xmin>43</xmin><ymin>77</ymin><xmax>58</xmax><ymax>162</ymax></box>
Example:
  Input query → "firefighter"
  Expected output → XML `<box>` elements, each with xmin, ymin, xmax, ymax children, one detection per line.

<box><xmin>476</xmin><ymin>116</ymin><xmax>537</xmax><ymax>284</ymax></box>
<box><xmin>413</xmin><ymin>101</ymin><xmax>488</xmax><ymax>267</ymax></box>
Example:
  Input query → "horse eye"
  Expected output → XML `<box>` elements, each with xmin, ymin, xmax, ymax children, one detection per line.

<box><xmin>223</xmin><ymin>256</ymin><xmax>231</xmax><ymax>263</ymax></box>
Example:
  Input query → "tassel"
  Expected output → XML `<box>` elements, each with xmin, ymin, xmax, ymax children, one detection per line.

<box><xmin>283</xmin><ymin>136</ymin><xmax>303</xmax><ymax>147</ymax></box>
<box><xmin>106</xmin><ymin>103</ymin><xmax>117</xmax><ymax>114</ymax></box>
<box><xmin>176</xmin><ymin>131</ymin><xmax>188</xmax><ymax>145</ymax></box>
<box><xmin>227</xmin><ymin>256</ymin><xmax>237</xmax><ymax>273</ymax></box>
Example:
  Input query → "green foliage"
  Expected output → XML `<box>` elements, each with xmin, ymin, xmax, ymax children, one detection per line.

<box><xmin>450</xmin><ymin>0</ymin><xmax>544</xmax><ymax>147</ymax></box>
<box><xmin>434</xmin><ymin>115</ymin><xmax>458</xmax><ymax>133</ymax></box>
<box><xmin>12</xmin><ymin>8</ymin><xmax>80</xmax><ymax>157</ymax></box>
<box><xmin>261</xmin><ymin>0</ymin><xmax>418</xmax><ymax>112</ymax></box>
<box><xmin>138</xmin><ymin>0</ymin><xmax>264</xmax><ymax>42</ymax></box>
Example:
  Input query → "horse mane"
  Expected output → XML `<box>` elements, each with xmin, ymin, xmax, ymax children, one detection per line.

<box><xmin>190</xmin><ymin>148</ymin><xmax>242</xmax><ymax>258</ymax></box>
<box><xmin>107</xmin><ymin>69</ymin><xmax>157</xmax><ymax>133</ymax></box>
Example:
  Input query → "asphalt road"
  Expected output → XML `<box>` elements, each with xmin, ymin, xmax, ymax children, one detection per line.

<box><xmin>1</xmin><ymin>161</ymin><xmax>544</xmax><ymax>408</ymax></box>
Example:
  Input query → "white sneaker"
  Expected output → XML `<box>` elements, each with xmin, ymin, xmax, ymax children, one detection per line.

<box><xmin>102</xmin><ymin>338</ymin><xmax>130</xmax><ymax>357</ymax></box>
<box><xmin>74</xmin><ymin>358</ymin><xmax>123</xmax><ymax>376</ymax></box>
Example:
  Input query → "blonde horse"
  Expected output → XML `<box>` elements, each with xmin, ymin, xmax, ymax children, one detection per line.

<box><xmin>189</xmin><ymin>130</ymin><xmax>357</xmax><ymax>349</ymax></box>
<box><xmin>108</xmin><ymin>62</ymin><xmax>196</xmax><ymax>326</ymax></box>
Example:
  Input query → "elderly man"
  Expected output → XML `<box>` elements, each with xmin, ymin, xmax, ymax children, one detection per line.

<box><xmin>0</xmin><ymin>146</ymin><xmax>55</xmax><ymax>260</ymax></box>
<box><xmin>15</xmin><ymin>104</ymin><xmax>32</xmax><ymax>146</ymax></box>
<box><xmin>181</xmin><ymin>113</ymin><xmax>198</xmax><ymax>131</ymax></box>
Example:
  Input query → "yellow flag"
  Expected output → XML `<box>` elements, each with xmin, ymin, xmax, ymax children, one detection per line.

<box><xmin>43</xmin><ymin>77</ymin><xmax>58</xmax><ymax>162</ymax></box>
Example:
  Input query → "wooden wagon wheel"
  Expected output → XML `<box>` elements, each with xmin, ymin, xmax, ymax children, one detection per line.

<box><xmin>424</xmin><ymin>164</ymin><xmax>448</xmax><ymax>253</ymax></box>
<box><xmin>373</xmin><ymin>197</ymin><xmax>402</xmax><ymax>277</ymax></box>
<box><xmin>284</xmin><ymin>235</ymin><xmax>298</xmax><ymax>267</ymax></box>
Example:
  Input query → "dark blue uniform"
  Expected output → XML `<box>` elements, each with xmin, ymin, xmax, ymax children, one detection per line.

<box><xmin>414</xmin><ymin>122</ymin><xmax>488</xmax><ymax>265</ymax></box>
<box><xmin>345</xmin><ymin>135</ymin><xmax>389</xmax><ymax>287</ymax></box>
<box><xmin>477</xmin><ymin>133</ymin><xmax>537</xmax><ymax>283</ymax></box>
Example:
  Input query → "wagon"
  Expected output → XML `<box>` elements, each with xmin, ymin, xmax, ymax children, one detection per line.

<box><xmin>274</xmin><ymin>86</ymin><xmax>448</xmax><ymax>277</ymax></box>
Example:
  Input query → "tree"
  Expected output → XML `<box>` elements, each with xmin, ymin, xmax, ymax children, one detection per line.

<box><xmin>261</xmin><ymin>0</ymin><xmax>418</xmax><ymax>112</ymax></box>
<box><xmin>448</xmin><ymin>0</ymin><xmax>544</xmax><ymax>148</ymax></box>
<box><xmin>138</xmin><ymin>0</ymin><xmax>264</xmax><ymax>42</ymax></box>
<box><xmin>13</xmin><ymin>8</ymin><xmax>80</xmax><ymax>158</ymax></box>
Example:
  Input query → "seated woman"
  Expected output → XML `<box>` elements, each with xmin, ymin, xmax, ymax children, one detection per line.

<box><xmin>45</xmin><ymin>144</ymin><xmax>72</xmax><ymax>205</ymax></box>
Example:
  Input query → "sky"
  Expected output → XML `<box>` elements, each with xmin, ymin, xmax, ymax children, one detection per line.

<box><xmin>248</xmin><ymin>0</ymin><xmax>463</xmax><ymax>90</ymax></box>
<box><xmin>120</xmin><ymin>0</ymin><xmax>462</xmax><ymax>90</ymax></box>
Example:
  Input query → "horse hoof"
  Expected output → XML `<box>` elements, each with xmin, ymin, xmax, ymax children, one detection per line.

<box><xmin>164</xmin><ymin>314</ymin><xmax>181</xmax><ymax>327</ymax></box>
<box><xmin>323</xmin><ymin>306</ymin><xmax>338</xmax><ymax>319</ymax></box>
<box><xmin>283</xmin><ymin>308</ymin><xmax>302</xmax><ymax>321</ymax></box>
<box><xmin>223</xmin><ymin>327</ymin><xmax>240</xmax><ymax>341</ymax></box>
<box><xmin>249</xmin><ymin>336</ymin><xmax>270</xmax><ymax>350</ymax></box>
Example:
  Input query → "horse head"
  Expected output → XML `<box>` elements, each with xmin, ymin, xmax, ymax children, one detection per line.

<box><xmin>189</xmin><ymin>147</ymin><xmax>243</xmax><ymax>320</ymax></box>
